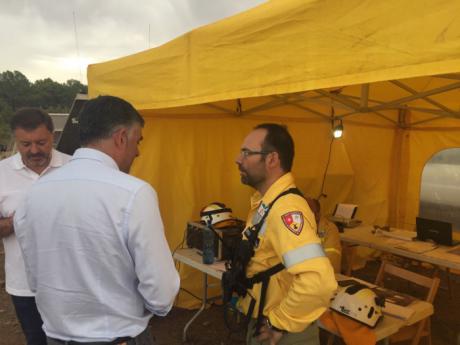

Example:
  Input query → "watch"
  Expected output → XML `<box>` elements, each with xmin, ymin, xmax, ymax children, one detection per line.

<box><xmin>265</xmin><ymin>317</ymin><xmax>286</xmax><ymax>333</ymax></box>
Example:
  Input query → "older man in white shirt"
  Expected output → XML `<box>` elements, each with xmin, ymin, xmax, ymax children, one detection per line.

<box><xmin>14</xmin><ymin>96</ymin><xmax>180</xmax><ymax>345</ymax></box>
<box><xmin>0</xmin><ymin>108</ymin><xmax>70</xmax><ymax>345</ymax></box>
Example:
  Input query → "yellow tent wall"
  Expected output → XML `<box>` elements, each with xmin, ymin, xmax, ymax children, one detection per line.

<box><xmin>126</xmin><ymin>114</ymin><xmax>396</xmax><ymax>305</ymax></box>
<box><xmin>87</xmin><ymin>0</ymin><xmax>460</xmax><ymax>305</ymax></box>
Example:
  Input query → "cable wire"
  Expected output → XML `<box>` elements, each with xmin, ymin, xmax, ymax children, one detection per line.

<box><xmin>318</xmin><ymin>134</ymin><xmax>335</xmax><ymax>200</ymax></box>
<box><xmin>72</xmin><ymin>11</ymin><xmax>83</xmax><ymax>82</ymax></box>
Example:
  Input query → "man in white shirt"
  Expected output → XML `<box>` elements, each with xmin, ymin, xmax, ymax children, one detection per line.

<box><xmin>0</xmin><ymin>108</ymin><xmax>70</xmax><ymax>345</ymax></box>
<box><xmin>15</xmin><ymin>95</ymin><xmax>180</xmax><ymax>345</ymax></box>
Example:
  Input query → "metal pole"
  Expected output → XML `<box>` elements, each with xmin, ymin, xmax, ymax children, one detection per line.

<box><xmin>182</xmin><ymin>273</ymin><xmax>208</xmax><ymax>342</ymax></box>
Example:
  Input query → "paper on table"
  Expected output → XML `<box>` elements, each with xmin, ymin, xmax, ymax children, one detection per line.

<box><xmin>391</xmin><ymin>240</ymin><xmax>437</xmax><ymax>254</ymax></box>
<box><xmin>383</xmin><ymin>302</ymin><xmax>415</xmax><ymax>320</ymax></box>
<box><xmin>334</xmin><ymin>204</ymin><xmax>357</xmax><ymax>219</ymax></box>
<box><xmin>376</xmin><ymin>229</ymin><xmax>417</xmax><ymax>241</ymax></box>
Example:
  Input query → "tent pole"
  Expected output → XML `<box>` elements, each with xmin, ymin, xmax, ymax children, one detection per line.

<box><xmin>388</xmin><ymin>108</ymin><xmax>410</xmax><ymax>228</ymax></box>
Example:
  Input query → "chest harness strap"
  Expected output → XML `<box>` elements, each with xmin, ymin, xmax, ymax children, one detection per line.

<box><xmin>241</xmin><ymin>188</ymin><xmax>304</xmax><ymax>336</ymax></box>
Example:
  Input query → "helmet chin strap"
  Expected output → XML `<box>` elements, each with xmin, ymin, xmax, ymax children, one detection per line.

<box><xmin>200</xmin><ymin>202</ymin><xmax>234</xmax><ymax>226</ymax></box>
<box><xmin>205</xmin><ymin>214</ymin><xmax>213</xmax><ymax>227</ymax></box>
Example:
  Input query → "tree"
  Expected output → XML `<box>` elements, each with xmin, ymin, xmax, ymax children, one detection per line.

<box><xmin>31</xmin><ymin>78</ymin><xmax>66</xmax><ymax>111</ymax></box>
<box><xmin>65</xmin><ymin>79</ymin><xmax>88</xmax><ymax>94</ymax></box>
<box><xmin>0</xmin><ymin>71</ymin><xmax>32</xmax><ymax>111</ymax></box>
<box><xmin>0</xmin><ymin>98</ymin><xmax>13</xmax><ymax>146</ymax></box>
<box><xmin>0</xmin><ymin>70</ymin><xmax>88</xmax><ymax>148</ymax></box>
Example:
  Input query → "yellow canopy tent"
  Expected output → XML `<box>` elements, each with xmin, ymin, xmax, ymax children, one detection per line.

<box><xmin>88</xmin><ymin>0</ymin><xmax>460</xmax><ymax>305</ymax></box>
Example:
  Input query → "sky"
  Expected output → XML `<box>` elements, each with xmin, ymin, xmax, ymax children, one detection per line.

<box><xmin>0</xmin><ymin>0</ymin><xmax>265</xmax><ymax>84</ymax></box>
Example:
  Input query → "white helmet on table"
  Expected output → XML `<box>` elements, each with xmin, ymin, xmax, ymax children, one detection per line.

<box><xmin>200</xmin><ymin>202</ymin><xmax>234</xmax><ymax>228</ymax></box>
<box><xmin>330</xmin><ymin>284</ymin><xmax>384</xmax><ymax>328</ymax></box>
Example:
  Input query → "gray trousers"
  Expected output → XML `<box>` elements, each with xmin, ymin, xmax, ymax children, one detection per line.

<box><xmin>246</xmin><ymin>319</ymin><xmax>319</xmax><ymax>345</ymax></box>
<box><xmin>47</xmin><ymin>326</ymin><xmax>155</xmax><ymax>345</ymax></box>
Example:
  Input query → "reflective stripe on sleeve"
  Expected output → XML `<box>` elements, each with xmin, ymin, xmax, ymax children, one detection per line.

<box><xmin>282</xmin><ymin>243</ymin><xmax>326</xmax><ymax>268</ymax></box>
<box><xmin>259</xmin><ymin>222</ymin><xmax>267</xmax><ymax>236</ymax></box>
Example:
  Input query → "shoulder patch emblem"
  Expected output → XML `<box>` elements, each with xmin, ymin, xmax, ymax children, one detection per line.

<box><xmin>281</xmin><ymin>211</ymin><xmax>304</xmax><ymax>235</ymax></box>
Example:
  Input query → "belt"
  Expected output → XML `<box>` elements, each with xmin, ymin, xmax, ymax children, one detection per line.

<box><xmin>47</xmin><ymin>336</ymin><xmax>132</xmax><ymax>345</ymax></box>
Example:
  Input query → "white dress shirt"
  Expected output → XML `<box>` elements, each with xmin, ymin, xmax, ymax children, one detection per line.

<box><xmin>0</xmin><ymin>149</ymin><xmax>70</xmax><ymax>296</ymax></box>
<box><xmin>14</xmin><ymin>148</ymin><xmax>180</xmax><ymax>343</ymax></box>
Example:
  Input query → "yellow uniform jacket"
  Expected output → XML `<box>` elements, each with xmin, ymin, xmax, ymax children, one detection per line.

<box><xmin>318</xmin><ymin>217</ymin><xmax>342</xmax><ymax>273</ymax></box>
<box><xmin>239</xmin><ymin>173</ymin><xmax>337</xmax><ymax>333</ymax></box>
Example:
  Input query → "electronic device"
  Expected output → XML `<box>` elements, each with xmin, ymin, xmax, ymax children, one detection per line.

<box><xmin>328</xmin><ymin>203</ymin><xmax>361</xmax><ymax>228</ymax></box>
<box><xmin>186</xmin><ymin>221</ymin><xmax>244</xmax><ymax>260</ymax></box>
<box><xmin>416</xmin><ymin>217</ymin><xmax>459</xmax><ymax>246</ymax></box>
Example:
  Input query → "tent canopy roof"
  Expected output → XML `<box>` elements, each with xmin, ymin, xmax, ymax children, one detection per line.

<box><xmin>88</xmin><ymin>0</ymin><xmax>460</xmax><ymax>127</ymax></box>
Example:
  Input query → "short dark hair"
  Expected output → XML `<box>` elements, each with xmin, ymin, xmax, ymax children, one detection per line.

<box><xmin>79</xmin><ymin>95</ymin><xmax>144</xmax><ymax>145</ymax></box>
<box><xmin>10</xmin><ymin>108</ymin><xmax>54</xmax><ymax>132</ymax></box>
<box><xmin>255</xmin><ymin>123</ymin><xmax>294</xmax><ymax>172</ymax></box>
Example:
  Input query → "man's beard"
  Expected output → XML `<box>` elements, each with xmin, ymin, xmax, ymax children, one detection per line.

<box><xmin>239</xmin><ymin>167</ymin><xmax>264</xmax><ymax>189</ymax></box>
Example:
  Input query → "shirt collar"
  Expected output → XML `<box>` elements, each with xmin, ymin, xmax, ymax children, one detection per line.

<box><xmin>12</xmin><ymin>152</ymin><xmax>25</xmax><ymax>170</ymax></box>
<box><xmin>71</xmin><ymin>148</ymin><xmax>120</xmax><ymax>171</ymax></box>
<box><xmin>11</xmin><ymin>149</ymin><xmax>66</xmax><ymax>171</ymax></box>
<box><xmin>49</xmin><ymin>149</ymin><xmax>67</xmax><ymax>168</ymax></box>
<box><xmin>250</xmin><ymin>172</ymin><xmax>296</xmax><ymax>209</ymax></box>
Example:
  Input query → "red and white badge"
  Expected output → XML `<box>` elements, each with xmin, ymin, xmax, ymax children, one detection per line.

<box><xmin>281</xmin><ymin>211</ymin><xmax>304</xmax><ymax>235</ymax></box>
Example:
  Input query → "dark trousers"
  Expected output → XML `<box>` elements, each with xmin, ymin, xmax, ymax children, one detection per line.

<box><xmin>11</xmin><ymin>295</ymin><xmax>47</xmax><ymax>345</ymax></box>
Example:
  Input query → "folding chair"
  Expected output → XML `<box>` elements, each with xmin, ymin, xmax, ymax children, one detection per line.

<box><xmin>375</xmin><ymin>261</ymin><xmax>440</xmax><ymax>345</ymax></box>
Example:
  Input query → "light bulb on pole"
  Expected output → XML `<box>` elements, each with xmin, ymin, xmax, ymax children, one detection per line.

<box><xmin>332</xmin><ymin>119</ymin><xmax>343</xmax><ymax>138</ymax></box>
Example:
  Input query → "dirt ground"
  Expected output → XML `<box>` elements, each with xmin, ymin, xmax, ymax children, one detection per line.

<box><xmin>0</xmin><ymin>254</ymin><xmax>459</xmax><ymax>345</ymax></box>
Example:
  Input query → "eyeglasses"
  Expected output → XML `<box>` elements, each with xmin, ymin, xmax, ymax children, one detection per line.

<box><xmin>240</xmin><ymin>148</ymin><xmax>272</xmax><ymax>158</ymax></box>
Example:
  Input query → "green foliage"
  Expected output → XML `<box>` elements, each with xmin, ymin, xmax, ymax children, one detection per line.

<box><xmin>0</xmin><ymin>98</ymin><xmax>13</xmax><ymax>146</ymax></box>
<box><xmin>0</xmin><ymin>71</ymin><xmax>31</xmax><ymax>112</ymax></box>
<box><xmin>0</xmin><ymin>70</ymin><xmax>87</xmax><ymax>145</ymax></box>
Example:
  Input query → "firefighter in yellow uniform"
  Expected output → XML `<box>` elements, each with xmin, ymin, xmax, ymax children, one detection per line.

<box><xmin>307</xmin><ymin>198</ymin><xmax>342</xmax><ymax>273</ymax></box>
<box><xmin>236</xmin><ymin>124</ymin><xmax>337</xmax><ymax>345</ymax></box>
<box><xmin>318</xmin><ymin>218</ymin><xmax>342</xmax><ymax>273</ymax></box>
